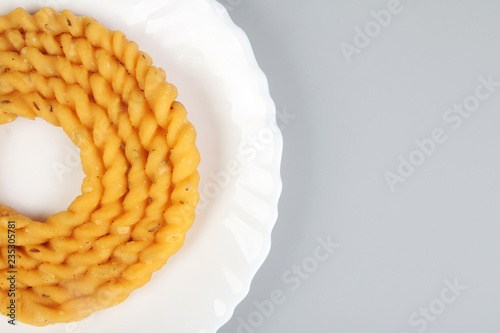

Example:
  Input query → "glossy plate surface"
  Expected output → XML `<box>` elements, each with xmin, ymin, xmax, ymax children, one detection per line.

<box><xmin>0</xmin><ymin>0</ymin><xmax>282</xmax><ymax>331</ymax></box>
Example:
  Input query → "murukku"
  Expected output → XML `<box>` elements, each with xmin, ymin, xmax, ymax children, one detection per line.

<box><xmin>0</xmin><ymin>7</ymin><xmax>200</xmax><ymax>326</ymax></box>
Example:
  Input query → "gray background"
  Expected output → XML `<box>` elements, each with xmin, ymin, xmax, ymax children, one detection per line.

<box><xmin>217</xmin><ymin>0</ymin><xmax>500</xmax><ymax>332</ymax></box>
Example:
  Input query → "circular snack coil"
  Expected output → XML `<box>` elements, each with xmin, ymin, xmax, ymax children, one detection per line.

<box><xmin>0</xmin><ymin>7</ymin><xmax>200</xmax><ymax>326</ymax></box>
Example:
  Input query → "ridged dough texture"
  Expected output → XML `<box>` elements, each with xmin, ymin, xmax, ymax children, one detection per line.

<box><xmin>0</xmin><ymin>7</ymin><xmax>200</xmax><ymax>326</ymax></box>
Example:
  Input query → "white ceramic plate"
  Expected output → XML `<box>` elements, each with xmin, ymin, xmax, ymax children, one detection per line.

<box><xmin>0</xmin><ymin>0</ymin><xmax>282</xmax><ymax>332</ymax></box>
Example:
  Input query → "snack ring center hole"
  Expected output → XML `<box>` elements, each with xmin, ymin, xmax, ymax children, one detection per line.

<box><xmin>0</xmin><ymin>117</ymin><xmax>85</xmax><ymax>222</ymax></box>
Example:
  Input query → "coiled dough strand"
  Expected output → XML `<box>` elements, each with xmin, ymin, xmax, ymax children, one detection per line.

<box><xmin>0</xmin><ymin>7</ymin><xmax>200</xmax><ymax>326</ymax></box>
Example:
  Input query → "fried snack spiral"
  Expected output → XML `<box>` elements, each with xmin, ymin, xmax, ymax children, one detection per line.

<box><xmin>0</xmin><ymin>7</ymin><xmax>200</xmax><ymax>326</ymax></box>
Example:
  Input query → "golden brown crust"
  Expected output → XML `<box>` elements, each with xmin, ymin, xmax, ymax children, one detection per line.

<box><xmin>0</xmin><ymin>7</ymin><xmax>200</xmax><ymax>326</ymax></box>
